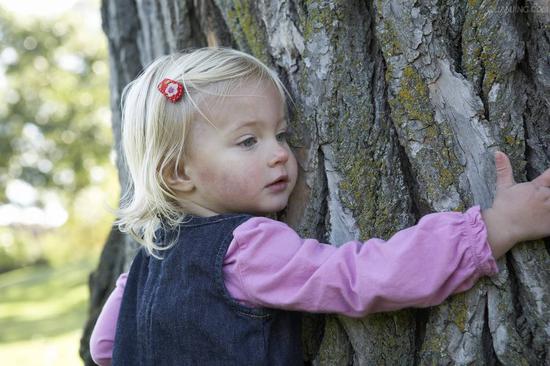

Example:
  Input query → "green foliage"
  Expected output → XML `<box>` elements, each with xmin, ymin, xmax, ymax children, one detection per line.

<box><xmin>0</xmin><ymin>260</ymin><xmax>93</xmax><ymax>364</ymax></box>
<box><xmin>0</xmin><ymin>3</ymin><xmax>114</xmax><ymax>363</ymax></box>
<box><xmin>0</xmin><ymin>7</ymin><xmax>111</xmax><ymax>201</ymax></box>
<box><xmin>0</xmin><ymin>6</ymin><xmax>118</xmax><ymax>270</ymax></box>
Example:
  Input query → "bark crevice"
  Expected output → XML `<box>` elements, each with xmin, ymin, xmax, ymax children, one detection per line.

<box><xmin>482</xmin><ymin>298</ymin><xmax>499</xmax><ymax>366</ymax></box>
<box><xmin>412</xmin><ymin>308</ymin><xmax>430</xmax><ymax>366</ymax></box>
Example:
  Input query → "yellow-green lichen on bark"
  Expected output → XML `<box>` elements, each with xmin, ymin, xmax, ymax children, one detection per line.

<box><xmin>420</xmin><ymin>333</ymin><xmax>449</xmax><ymax>362</ymax></box>
<box><xmin>422</xmin><ymin>136</ymin><xmax>464</xmax><ymax>206</ymax></box>
<box><xmin>385</xmin><ymin>62</ymin><xmax>394</xmax><ymax>83</ymax></box>
<box><xmin>462</xmin><ymin>0</ymin><xmax>511</xmax><ymax>96</ymax></box>
<box><xmin>335</xmin><ymin>126</ymin><xmax>409</xmax><ymax>239</ymax></box>
<box><xmin>479</xmin><ymin>48</ymin><xmax>500</xmax><ymax>95</ymax></box>
<box><xmin>461</xmin><ymin>29</ymin><xmax>482</xmax><ymax>88</ymax></box>
<box><xmin>302</xmin><ymin>0</ymin><xmax>344</xmax><ymax>46</ymax></box>
<box><xmin>448</xmin><ymin>292</ymin><xmax>469</xmax><ymax>332</ymax></box>
<box><xmin>391</xmin><ymin>65</ymin><xmax>434</xmax><ymax>127</ymax></box>
<box><xmin>226</xmin><ymin>0</ymin><xmax>270</xmax><ymax>64</ymax></box>
<box><xmin>315</xmin><ymin>316</ymin><xmax>351</xmax><ymax>365</ymax></box>
<box><xmin>388</xmin><ymin>63</ymin><xmax>465</xmax><ymax>210</ymax></box>
<box><xmin>331</xmin><ymin>71</ymin><xmax>400</xmax><ymax>238</ymax></box>
<box><xmin>338</xmin><ymin>156</ymin><xmax>378</xmax><ymax>237</ymax></box>
<box><xmin>378</xmin><ymin>20</ymin><xmax>402</xmax><ymax>57</ymax></box>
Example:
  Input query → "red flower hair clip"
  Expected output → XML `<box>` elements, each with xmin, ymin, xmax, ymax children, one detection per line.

<box><xmin>157</xmin><ymin>78</ymin><xmax>184</xmax><ymax>102</ymax></box>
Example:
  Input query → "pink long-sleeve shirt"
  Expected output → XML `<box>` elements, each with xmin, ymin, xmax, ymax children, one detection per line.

<box><xmin>90</xmin><ymin>206</ymin><xmax>498</xmax><ymax>366</ymax></box>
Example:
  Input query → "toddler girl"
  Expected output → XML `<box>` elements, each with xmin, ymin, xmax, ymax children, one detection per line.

<box><xmin>89</xmin><ymin>47</ymin><xmax>550</xmax><ymax>366</ymax></box>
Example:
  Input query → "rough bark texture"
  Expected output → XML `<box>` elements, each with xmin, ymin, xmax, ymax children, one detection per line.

<box><xmin>81</xmin><ymin>0</ymin><xmax>550</xmax><ymax>364</ymax></box>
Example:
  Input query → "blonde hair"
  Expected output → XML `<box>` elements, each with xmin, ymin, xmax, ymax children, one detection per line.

<box><xmin>115</xmin><ymin>47</ymin><xmax>291</xmax><ymax>256</ymax></box>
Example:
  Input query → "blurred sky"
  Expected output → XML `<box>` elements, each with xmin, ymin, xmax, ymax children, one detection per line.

<box><xmin>0</xmin><ymin>0</ymin><xmax>107</xmax><ymax>228</ymax></box>
<box><xmin>1</xmin><ymin>0</ymin><xmax>101</xmax><ymax>27</ymax></box>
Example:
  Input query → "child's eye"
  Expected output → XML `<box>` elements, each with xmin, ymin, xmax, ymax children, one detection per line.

<box><xmin>238</xmin><ymin>137</ymin><xmax>257</xmax><ymax>148</ymax></box>
<box><xmin>276</xmin><ymin>131</ymin><xmax>289</xmax><ymax>143</ymax></box>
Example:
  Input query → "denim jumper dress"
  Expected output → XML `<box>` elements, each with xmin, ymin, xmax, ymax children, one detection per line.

<box><xmin>112</xmin><ymin>213</ymin><xmax>303</xmax><ymax>365</ymax></box>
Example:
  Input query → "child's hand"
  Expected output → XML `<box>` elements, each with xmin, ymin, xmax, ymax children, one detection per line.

<box><xmin>481</xmin><ymin>151</ymin><xmax>550</xmax><ymax>259</ymax></box>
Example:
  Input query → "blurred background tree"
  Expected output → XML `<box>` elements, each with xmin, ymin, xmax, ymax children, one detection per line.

<box><xmin>0</xmin><ymin>0</ymin><xmax>116</xmax><ymax>364</ymax></box>
<box><xmin>0</xmin><ymin>2</ymin><xmax>116</xmax><ymax>269</ymax></box>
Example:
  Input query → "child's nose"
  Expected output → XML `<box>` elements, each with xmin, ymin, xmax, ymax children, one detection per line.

<box><xmin>268</xmin><ymin>144</ymin><xmax>289</xmax><ymax>167</ymax></box>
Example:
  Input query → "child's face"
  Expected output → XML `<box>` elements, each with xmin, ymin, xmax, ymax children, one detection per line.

<box><xmin>179</xmin><ymin>80</ymin><xmax>298</xmax><ymax>216</ymax></box>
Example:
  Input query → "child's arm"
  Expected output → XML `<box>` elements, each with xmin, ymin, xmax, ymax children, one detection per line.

<box><xmin>229</xmin><ymin>206</ymin><xmax>495</xmax><ymax>317</ymax></box>
<box><xmin>227</xmin><ymin>151</ymin><xmax>550</xmax><ymax>317</ymax></box>
<box><xmin>89</xmin><ymin>273</ymin><xmax>127</xmax><ymax>366</ymax></box>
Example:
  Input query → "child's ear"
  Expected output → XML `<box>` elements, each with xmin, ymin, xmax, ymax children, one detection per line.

<box><xmin>163</xmin><ymin>162</ymin><xmax>195</xmax><ymax>193</ymax></box>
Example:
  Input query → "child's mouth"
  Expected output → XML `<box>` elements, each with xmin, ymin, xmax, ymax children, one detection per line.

<box><xmin>266</xmin><ymin>175</ymin><xmax>289</xmax><ymax>192</ymax></box>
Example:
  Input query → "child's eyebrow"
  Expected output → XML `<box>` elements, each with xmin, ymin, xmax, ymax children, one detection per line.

<box><xmin>229</xmin><ymin>117</ymin><xmax>287</xmax><ymax>133</ymax></box>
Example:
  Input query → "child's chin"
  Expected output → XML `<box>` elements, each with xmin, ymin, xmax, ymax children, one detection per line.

<box><xmin>253</xmin><ymin>202</ymin><xmax>288</xmax><ymax>216</ymax></box>
<box><xmin>271</xmin><ymin>200</ymin><xmax>290</xmax><ymax>212</ymax></box>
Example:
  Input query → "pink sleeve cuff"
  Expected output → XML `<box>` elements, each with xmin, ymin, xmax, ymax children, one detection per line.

<box><xmin>451</xmin><ymin>206</ymin><xmax>498</xmax><ymax>293</ymax></box>
<box><xmin>465</xmin><ymin>206</ymin><xmax>498</xmax><ymax>277</ymax></box>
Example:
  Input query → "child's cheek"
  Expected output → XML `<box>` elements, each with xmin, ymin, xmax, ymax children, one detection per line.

<box><xmin>218</xmin><ymin>164</ymin><xmax>259</xmax><ymax>196</ymax></box>
<box><xmin>196</xmin><ymin>167</ymin><xmax>216</xmax><ymax>184</ymax></box>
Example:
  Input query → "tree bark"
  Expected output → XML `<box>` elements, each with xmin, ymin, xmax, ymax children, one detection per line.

<box><xmin>81</xmin><ymin>0</ymin><xmax>550</xmax><ymax>364</ymax></box>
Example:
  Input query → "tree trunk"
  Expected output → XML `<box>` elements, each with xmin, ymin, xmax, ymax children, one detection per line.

<box><xmin>81</xmin><ymin>0</ymin><xmax>550</xmax><ymax>364</ymax></box>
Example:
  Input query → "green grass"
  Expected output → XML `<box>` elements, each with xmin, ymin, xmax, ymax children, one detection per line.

<box><xmin>0</xmin><ymin>260</ymin><xmax>94</xmax><ymax>365</ymax></box>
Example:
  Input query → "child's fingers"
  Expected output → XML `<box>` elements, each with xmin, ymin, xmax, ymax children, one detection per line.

<box><xmin>532</xmin><ymin>167</ymin><xmax>550</xmax><ymax>188</ymax></box>
<box><xmin>494</xmin><ymin>151</ymin><xmax>515</xmax><ymax>189</ymax></box>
